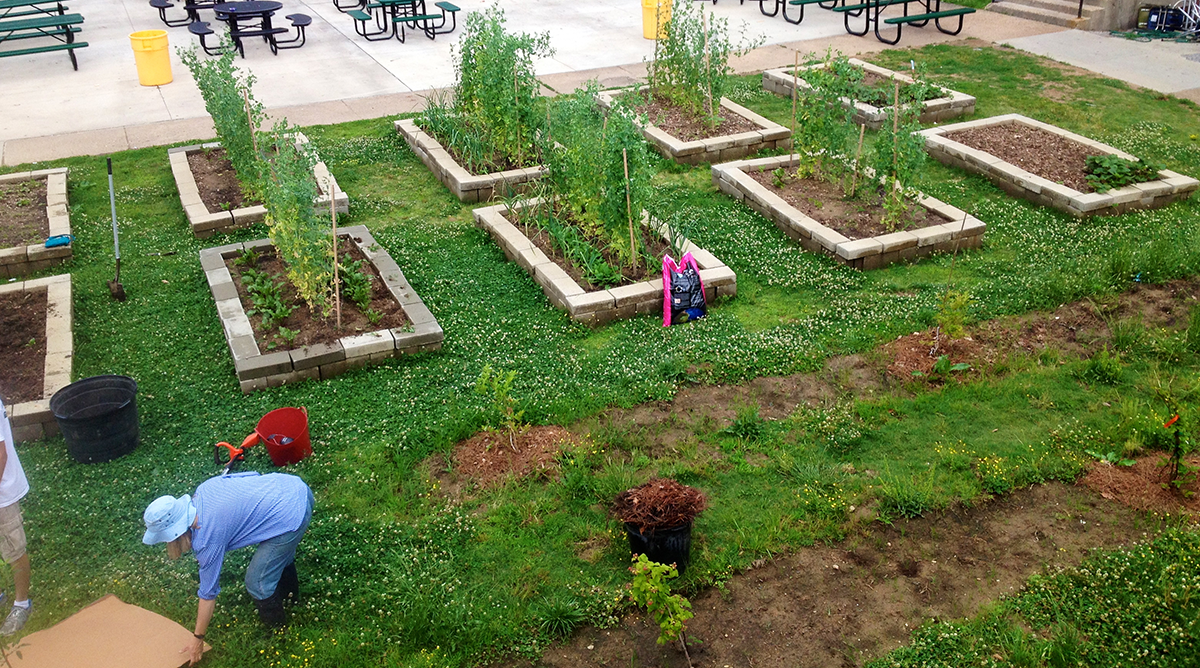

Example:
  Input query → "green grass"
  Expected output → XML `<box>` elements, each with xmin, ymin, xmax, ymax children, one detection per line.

<box><xmin>3</xmin><ymin>43</ymin><xmax>1200</xmax><ymax>667</ymax></box>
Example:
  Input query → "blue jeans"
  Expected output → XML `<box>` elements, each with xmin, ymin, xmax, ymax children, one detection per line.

<box><xmin>245</xmin><ymin>488</ymin><xmax>314</xmax><ymax>600</ymax></box>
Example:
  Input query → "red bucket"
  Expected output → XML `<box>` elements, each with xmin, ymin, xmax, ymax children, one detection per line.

<box><xmin>255</xmin><ymin>407</ymin><xmax>311</xmax><ymax>466</ymax></box>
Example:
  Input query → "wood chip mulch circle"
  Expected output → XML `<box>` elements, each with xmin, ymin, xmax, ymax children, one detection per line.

<box><xmin>1079</xmin><ymin>455</ymin><xmax>1200</xmax><ymax>515</ymax></box>
<box><xmin>452</xmin><ymin>425</ymin><xmax>576</xmax><ymax>488</ymax></box>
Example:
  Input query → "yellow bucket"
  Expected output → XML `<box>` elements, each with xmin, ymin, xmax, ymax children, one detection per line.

<box><xmin>642</xmin><ymin>0</ymin><xmax>671</xmax><ymax>40</ymax></box>
<box><xmin>130</xmin><ymin>30</ymin><xmax>173</xmax><ymax>87</ymax></box>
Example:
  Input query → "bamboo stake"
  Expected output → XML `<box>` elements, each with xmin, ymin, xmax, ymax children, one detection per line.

<box><xmin>892</xmin><ymin>80</ymin><xmax>899</xmax><ymax>177</ymax></box>
<box><xmin>703</xmin><ymin>9</ymin><xmax>713</xmax><ymax>122</ymax></box>
<box><xmin>242</xmin><ymin>88</ymin><xmax>259</xmax><ymax>157</ymax></box>
<box><xmin>849</xmin><ymin>124</ymin><xmax>865</xmax><ymax>197</ymax></box>
<box><xmin>331</xmin><ymin>178</ymin><xmax>341</xmax><ymax>331</ymax></box>
<box><xmin>624</xmin><ymin>148</ymin><xmax>636</xmax><ymax>271</ymax></box>
<box><xmin>791</xmin><ymin>50</ymin><xmax>798</xmax><ymax>151</ymax></box>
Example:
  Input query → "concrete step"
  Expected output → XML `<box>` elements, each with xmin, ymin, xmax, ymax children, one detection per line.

<box><xmin>996</xmin><ymin>0</ymin><xmax>1102</xmax><ymax>15</ymax></box>
<box><xmin>987</xmin><ymin>2</ymin><xmax>1090</xmax><ymax>27</ymax></box>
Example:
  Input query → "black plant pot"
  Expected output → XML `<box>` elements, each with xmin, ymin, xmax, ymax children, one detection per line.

<box><xmin>625</xmin><ymin>521</ymin><xmax>693</xmax><ymax>576</ymax></box>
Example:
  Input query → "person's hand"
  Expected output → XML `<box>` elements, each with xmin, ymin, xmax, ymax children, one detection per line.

<box><xmin>181</xmin><ymin>636</ymin><xmax>204</xmax><ymax>666</ymax></box>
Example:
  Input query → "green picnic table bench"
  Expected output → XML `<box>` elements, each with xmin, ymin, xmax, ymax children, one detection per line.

<box><xmin>0</xmin><ymin>0</ymin><xmax>65</xmax><ymax>21</ymax></box>
<box><xmin>0</xmin><ymin>12</ymin><xmax>87</xmax><ymax>69</ymax></box>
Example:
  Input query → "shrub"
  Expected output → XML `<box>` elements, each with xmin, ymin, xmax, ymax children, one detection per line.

<box><xmin>420</xmin><ymin>5</ymin><xmax>552</xmax><ymax>172</ymax></box>
<box><xmin>627</xmin><ymin>554</ymin><xmax>693</xmax><ymax>646</ymax></box>
<box><xmin>1084</xmin><ymin>154</ymin><xmax>1163</xmax><ymax>193</ymax></box>
<box><xmin>1075</xmin><ymin>346</ymin><xmax>1123</xmax><ymax>385</ymax></box>
<box><xmin>178</xmin><ymin>43</ymin><xmax>266</xmax><ymax>200</ymax></box>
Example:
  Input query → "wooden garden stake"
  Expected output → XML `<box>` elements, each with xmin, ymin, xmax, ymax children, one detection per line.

<box><xmin>330</xmin><ymin>177</ymin><xmax>341</xmax><ymax>330</ymax></box>
<box><xmin>791</xmin><ymin>50</ymin><xmax>798</xmax><ymax>148</ymax></box>
<box><xmin>703</xmin><ymin>9</ymin><xmax>713</xmax><ymax>122</ymax></box>
<box><xmin>623</xmin><ymin>148</ymin><xmax>636</xmax><ymax>271</ymax></box>
<box><xmin>849</xmin><ymin>124</ymin><xmax>865</xmax><ymax>197</ymax></box>
<box><xmin>242</xmin><ymin>87</ymin><xmax>259</xmax><ymax>157</ymax></box>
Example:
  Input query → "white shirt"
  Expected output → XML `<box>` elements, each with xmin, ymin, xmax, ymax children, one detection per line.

<box><xmin>0</xmin><ymin>398</ymin><xmax>29</xmax><ymax>508</ymax></box>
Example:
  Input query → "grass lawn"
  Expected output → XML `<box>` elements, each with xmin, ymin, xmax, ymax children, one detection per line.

<box><xmin>3</xmin><ymin>43</ymin><xmax>1199</xmax><ymax>667</ymax></box>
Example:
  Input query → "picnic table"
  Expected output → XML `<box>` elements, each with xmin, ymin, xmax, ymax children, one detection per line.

<box><xmin>347</xmin><ymin>0</ymin><xmax>458</xmax><ymax>42</ymax></box>
<box><xmin>148</xmin><ymin>0</ymin><xmax>221</xmax><ymax>28</ymax></box>
<box><xmin>188</xmin><ymin>0</ymin><xmax>308</xmax><ymax>56</ymax></box>
<box><xmin>0</xmin><ymin>2</ymin><xmax>86</xmax><ymax>69</ymax></box>
<box><xmin>833</xmin><ymin>0</ymin><xmax>973</xmax><ymax>44</ymax></box>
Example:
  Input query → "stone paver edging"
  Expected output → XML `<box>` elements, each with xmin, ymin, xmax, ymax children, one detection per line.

<box><xmin>396</xmin><ymin>119</ymin><xmax>546</xmax><ymax>203</ymax></box>
<box><xmin>712</xmin><ymin>154</ymin><xmax>985</xmax><ymax>270</ymax></box>
<box><xmin>762</xmin><ymin>59</ymin><xmax>975</xmax><ymax>130</ymax></box>
<box><xmin>0</xmin><ymin>168</ymin><xmax>72</xmax><ymax>277</ymax></box>
<box><xmin>921</xmin><ymin>114</ymin><xmax>1200</xmax><ymax>216</ymax></box>
<box><xmin>472</xmin><ymin>198</ymin><xmax>736</xmax><ymax>325</ymax></box>
<box><xmin>0</xmin><ymin>274</ymin><xmax>72</xmax><ymax>443</ymax></box>
<box><xmin>170</xmin><ymin>132</ymin><xmax>348</xmax><ymax>238</ymax></box>
<box><xmin>596</xmin><ymin>92</ymin><xmax>791</xmax><ymax>166</ymax></box>
<box><xmin>200</xmin><ymin>225</ymin><xmax>443</xmax><ymax>393</ymax></box>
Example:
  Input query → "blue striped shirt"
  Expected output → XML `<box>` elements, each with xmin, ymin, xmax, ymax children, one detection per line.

<box><xmin>192</xmin><ymin>472</ymin><xmax>311</xmax><ymax>600</ymax></box>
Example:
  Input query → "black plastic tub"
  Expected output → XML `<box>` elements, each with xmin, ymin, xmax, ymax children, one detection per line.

<box><xmin>625</xmin><ymin>522</ymin><xmax>693</xmax><ymax>576</ymax></box>
<box><xmin>49</xmin><ymin>375</ymin><xmax>139</xmax><ymax>464</ymax></box>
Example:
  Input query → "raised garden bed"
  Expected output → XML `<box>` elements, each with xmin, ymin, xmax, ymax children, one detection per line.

<box><xmin>762</xmin><ymin>59</ymin><xmax>975</xmax><ymax>130</ymax></box>
<box><xmin>0</xmin><ymin>274</ymin><xmax>72</xmax><ymax>444</ymax></box>
<box><xmin>0</xmin><ymin>168</ymin><xmax>72</xmax><ymax>278</ymax></box>
<box><xmin>921</xmin><ymin>114</ymin><xmax>1199</xmax><ymax>216</ymax></box>
<box><xmin>596</xmin><ymin>91</ymin><xmax>791</xmax><ymax>166</ymax></box>
<box><xmin>712</xmin><ymin>154</ymin><xmax>985</xmax><ymax>270</ymax></box>
<box><xmin>396</xmin><ymin>119</ymin><xmax>546</xmax><ymax>203</ymax></box>
<box><xmin>473</xmin><ymin>198</ymin><xmax>736</xmax><ymax>325</ymax></box>
<box><xmin>200</xmin><ymin>225</ymin><xmax>442</xmax><ymax>393</ymax></box>
<box><xmin>170</xmin><ymin>132</ymin><xmax>347</xmax><ymax>238</ymax></box>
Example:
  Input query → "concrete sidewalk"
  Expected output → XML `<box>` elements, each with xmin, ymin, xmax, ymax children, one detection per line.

<box><xmin>0</xmin><ymin>2</ymin><xmax>1068</xmax><ymax>166</ymax></box>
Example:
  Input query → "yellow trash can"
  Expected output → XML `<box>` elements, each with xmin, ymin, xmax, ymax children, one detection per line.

<box><xmin>642</xmin><ymin>0</ymin><xmax>671</xmax><ymax>40</ymax></box>
<box><xmin>130</xmin><ymin>30</ymin><xmax>172</xmax><ymax>87</ymax></box>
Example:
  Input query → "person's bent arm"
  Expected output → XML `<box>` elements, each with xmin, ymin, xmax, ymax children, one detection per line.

<box><xmin>184</xmin><ymin>597</ymin><xmax>215</xmax><ymax>666</ymax></box>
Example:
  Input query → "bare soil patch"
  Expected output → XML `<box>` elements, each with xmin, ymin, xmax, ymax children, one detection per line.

<box><xmin>225</xmin><ymin>236</ymin><xmax>409</xmax><ymax>349</ymax></box>
<box><xmin>745</xmin><ymin>168</ymin><xmax>928</xmax><ymax>239</ymax></box>
<box><xmin>0</xmin><ymin>290</ymin><xmax>47</xmax><ymax>405</ymax></box>
<box><xmin>944</xmin><ymin>123</ymin><xmax>1102</xmax><ymax>193</ymax></box>
<box><xmin>0</xmin><ymin>179</ymin><xmax>48</xmax><ymax>248</ymax></box>
<box><xmin>449</xmin><ymin>425</ymin><xmax>577</xmax><ymax>490</ymax></box>
<box><xmin>628</xmin><ymin>94</ymin><xmax>759</xmax><ymax>142</ymax></box>
<box><xmin>188</xmin><ymin>148</ymin><xmax>259</xmax><ymax>212</ymax></box>
<box><xmin>507</xmin><ymin>483</ymin><xmax>1168</xmax><ymax>668</ymax></box>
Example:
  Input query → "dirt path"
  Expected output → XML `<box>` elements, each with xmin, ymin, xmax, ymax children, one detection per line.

<box><xmin>510</xmin><ymin>483</ymin><xmax>1166</xmax><ymax>668</ymax></box>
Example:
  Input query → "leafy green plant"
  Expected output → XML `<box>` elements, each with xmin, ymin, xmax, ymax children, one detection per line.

<box><xmin>1084</xmin><ymin>154</ymin><xmax>1163</xmax><ymax>193</ymax></box>
<box><xmin>340</xmin><ymin>259</ymin><xmax>374</xmax><ymax>311</ymax></box>
<box><xmin>475</xmin><ymin>365</ymin><xmax>526</xmax><ymax>450</ymax></box>
<box><xmin>178</xmin><ymin>43</ymin><xmax>265</xmax><ymax>200</ymax></box>
<box><xmin>627</xmin><ymin>554</ymin><xmax>694</xmax><ymax>649</ymax></box>
<box><xmin>721</xmin><ymin>403</ymin><xmax>767</xmax><ymax>441</ymax></box>
<box><xmin>1076</xmin><ymin>346</ymin><xmax>1123</xmax><ymax>385</ymax></box>
<box><xmin>935</xmin><ymin>289</ymin><xmax>970</xmax><ymax>341</ymax></box>
<box><xmin>791</xmin><ymin>52</ymin><xmax>856</xmax><ymax>185</ymax></box>
<box><xmin>871</xmin><ymin>100</ymin><xmax>926</xmax><ymax>232</ymax></box>
<box><xmin>647</xmin><ymin>0</ymin><xmax>760</xmax><ymax>127</ymax></box>
<box><xmin>1084</xmin><ymin>449</ymin><xmax>1135</xmax><ymax>466</ymax></box>
<box><xmin>912</xmin><ymin>355</ymin><xmax>970</xmax><ymax>379</ymax></box>
<box><xmin>240</xmin><ymin>267</ymin><xmax>295</xmax><ymax>329</ymax></box>
<box><xmin>420</xmin><ymin>5</ymin><xmax>552</xmax><ymax>172</ymax></box>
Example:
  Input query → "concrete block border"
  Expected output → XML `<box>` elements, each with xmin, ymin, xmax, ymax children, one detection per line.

<box><xmin>0</xmin><ymin>168</ymin><xmax>72</xmax><ymax>278</ymax></box>
<box><xmin>395</xmin><ymin>118</ymin><xmax>546</xmax><ymax>203</ymax></box>
<box><xmin>922</xmin><ymin>114</ymin><xmax>1199</xmax><ymax>216</ymax></box>
<box><xmin>472</xmin><ymin>198</ymin><xmax>736</xmax><ymax>326</ymax></box>
<box><xmin>169</xmin><ymin>132</ymin><xmax>348</xmax><ymax>239</ymax></box>
<box><xmin>0</xmin><ymin>274</ymin><xmax>73</xmax><ymax>444</ymax></box>
<box><xmin>762</xmin><ymin>59</ymin><xmax>975</xmax><ymax>130</ymax></box>
<box><xmin>596</xmin><ymin>91</ymin><xmax>792</xmax><ymax>166</ymax></box>
<box><xmin>712</xmin><ymin>154</ymin><xmax>985</xmax><ymax>270</ymax></box>
<box><xmin>200</xmin><ymin>225</ymin><xmax>443</xmax><ymax>393</ymax></box>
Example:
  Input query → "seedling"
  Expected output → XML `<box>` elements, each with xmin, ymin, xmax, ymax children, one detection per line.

<box><xmin>628</xmin><ymin>554</ymin><xmax>694</xmax><ymax>661</ymax></box>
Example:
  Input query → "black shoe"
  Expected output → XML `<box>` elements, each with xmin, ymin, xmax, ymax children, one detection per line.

<box><xmin>253</xmin><ymin>591</ymin><xmax>286</xmax><ymax>628</ymax></box>
<box><xmin>277</xmin><ymin>562</ymin><xmax>299</xmax><ymax>604</ymax></box>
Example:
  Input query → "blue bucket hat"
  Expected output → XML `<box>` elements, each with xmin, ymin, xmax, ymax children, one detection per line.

<box><xmin>142</xmin><ymin>494</ymin><xmax>197</xmax><ymax>545</ymax></box>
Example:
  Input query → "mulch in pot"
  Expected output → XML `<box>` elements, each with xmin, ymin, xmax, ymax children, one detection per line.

<box><xmin>613</xmin><ymin>478</ymin><xmax>707</xmax><ymax>532</ymax></box>
<box><xmin>944</xmin><ymin>123</ymin><xmax>1104</xmax><ymax>193</ymax></box>
<box><xmin>0</xmin><ymin>290</ymin><xmax>47</xmax><ymax>405</ymax></box>
<box><xmin>0</xmin><ymin>179</ymin><xmax>49</xmax><ymax>248</ymax></box>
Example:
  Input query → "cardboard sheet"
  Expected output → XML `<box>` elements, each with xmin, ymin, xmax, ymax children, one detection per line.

<box><xmin>6</xmin><ymin>594</ymin><xmax>210</xmax><ymax>668</ymax></box>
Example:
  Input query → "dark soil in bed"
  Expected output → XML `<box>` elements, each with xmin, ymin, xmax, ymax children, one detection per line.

<box><xmin>226</xmin><ymin>236</ymin><xmax>409</xmax><ymax>350</ymax></box>
<box><xmin>0</xmin><ymin>179</ymin><xmax>48</xmax><ymax>248</ymax></box>
<box><xmin>627</xmin><ymin>93</ymin><xmax>760</xmax><ymax>142</ymax></box>
<box><xmin>746</xmin><ymin>167</ymin><xmax>928</xmax><ymax>239</ymax></box>
<box><xmin>944</xmin><ymin>123</ymin><xmax>1103</xmax><ymax>193</ymax></box>
<box><xmin>188</xmin><ymin>148</ymin><xmax>261</xmax><ymax>212</ymax></box>
<box><xmin>0</xmin><ymin>290</ymin><xmax>47</xmax><ymax>405</ymax></box>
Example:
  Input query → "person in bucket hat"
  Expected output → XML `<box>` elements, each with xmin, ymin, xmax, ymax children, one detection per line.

<box><xmin>144</xmin><ymin>472</ymin><xmax>313</xmax><ymax>666</ymax></box>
